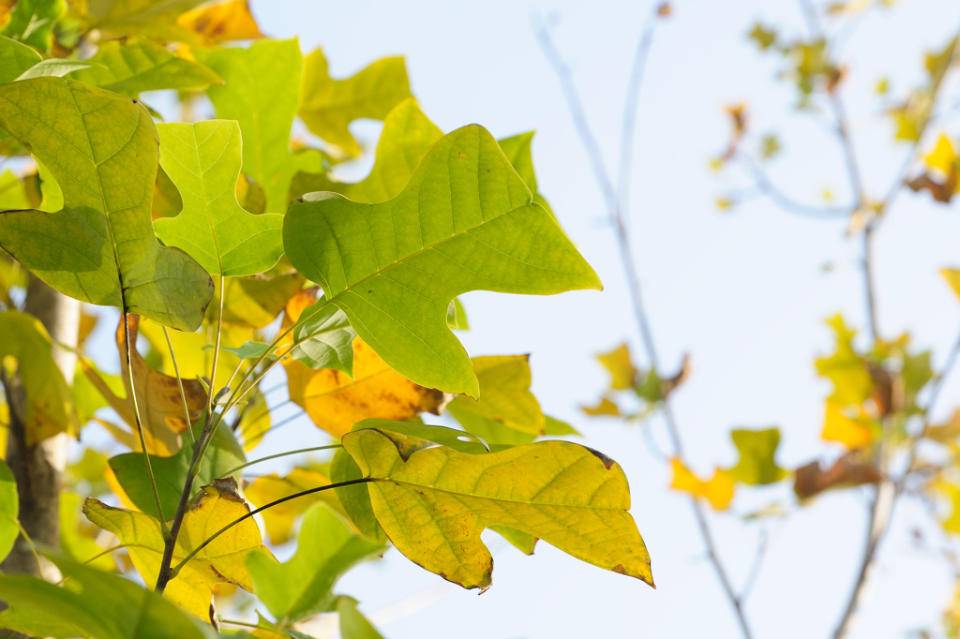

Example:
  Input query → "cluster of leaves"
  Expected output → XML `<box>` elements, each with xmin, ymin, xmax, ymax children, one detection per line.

<box><xmin>0</xmin><ymin>1</ymin><xmax>655</xmax><ymax>637</ymax></box>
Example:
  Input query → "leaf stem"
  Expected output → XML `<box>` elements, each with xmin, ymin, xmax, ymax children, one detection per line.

<box><xmin>121</xmin><ymin>312</ymin><xmax>169</xmax><ymax>538</ymax></box>
<box><xmin>161</xmin><ymin>325</ymin><xmax>195</xmax><ymax>445</ymax></box>
<box><xmin>207</xmin><ymin>274</ymin><xmax>226</xmax><ymax>416</ymax></box>
<box><xmin>168</xmin><ymin>478</ymin><xmax>372</xmax><ymax>579</ymax></box>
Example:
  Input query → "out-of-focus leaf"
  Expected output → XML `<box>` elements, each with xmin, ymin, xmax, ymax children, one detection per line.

<box><xmin>447</xmin><ymin>355</ymin><xmax>544</xmax><ymax>438</ymax></box>
<box><xmin>176</xmin><ymin>0</ymin><xmax>262</xmax><ymax>45</ymax></box>
<box><xmin>670</xmin><ymin>458</ymin><xmax>734</xmax><ymax>511</ymax></box>
<box><xmin>223</xmin><ymin>272</ymin><xmax>304</xmax><ymax>328</ymax></box>
<box><xmin>0</xmin><ymin>460</ymin><xmax>16</xmax><ymax>562</ymax></box>
<box><xmin>943</xmin><ymin>267</ymin><xmax>960</xmax><ymax>301</ymax></box>
<box><xmin>0</xmin><ymin>311</ymin><xmax>78</xmax><ymax>442</ymax></box>
<box><xmin>299</xmin><ymin>48</ymin><xmax>411</xmax><ymax>157</ymax></box>
<box><xmin>821</xmin><ymin>401</ymin><xmax>875</xmax><ymax>449</ymax></box>
<box><xmin>244</xmin><ymin>467</ymin><xmax>335</xmax><ymax>545</ymax></box>
<box><xmin>815</xmin><ymin>314</ymin><xmax>873</xmax><ymax>406</ymax></box>
<box><xmin>235</xmin><ymin>388</ymin><xmax>270</xmax><ymax>452</ymax></box>
<box><xmin>597</xmin><ymin>342</ymin><xmax>637</xmax><ymax>391</ymax></box>
<box><xmin>337</xmin><ymin>596</ymin><xmax>384</xmax><ymax>639</ymax></box>
<box><xmin>0</xmin><ymin>555</ymin><xmax>215</xmax><ymax>639</ymax></box>
<box><xmin>1</xmin><ymin>0</ymin><xmax>64</xmax><ymax>51</ymax></box>
<box><xmin>0</xmin><ymin>34</ymin><xmax>40</xmax><ymax>82</ymax></box>
<box><xmin>200</xmin><ymin>38</ymin><xmax>323</xmax><ymax>212</ymax></box>
<box><xmin>59</xmin><ymin>491</ymin><xmax>114</xmax><ymax>570</ymax></box>
<box><xmin>108</xmin><ymin>421</ymin><xmax>244</xmax><ymax>519</ymax></box>
<box><xmin>793</xmin><ymin>453</ymin><xmax>881</xmax><ymax>500</ymax></box>
<box><xmin>73</xmin><ymin>40</ymin><xmax>221</xmax><ymax>95</ymax></box>
<box><xmin>284</xmin><ymin>125</ymin><xmax>601</xmax><ymax>396</ymax></box>
<box><xmin>342</xmin><ymin>427</ymin><xmax>653</xmax><ymax>589</ymax></box>
<box><xmin>155</xmin><ymin>120</ymin><xmax>283</xmax><ymax>277</ymax></box>
<box><xmin>248</xmin><ymin>502</ymin><xmax>384</xmax><ymax>622</ymax></box>
<box><xmin>75</xmin><ymin>0</ymin><xmax>204</xmax><ymax>41</ymax></box>
<box><xmin>581</xmin><ymin>396</ymin><xmax>622</xmax><ymax>417</ymax></box>
<box><xmin>728</xmin><ymin>427</ymin><xmax>787</xmax><ymax>485</ymax></box>
<box><xmin>0</xmin><ymin>78</ymin><xmax>213</xmax><ymax>330</ymax></box>
<box><xmin>84</xmin><ymin>478</ymin><xmax>267</xmax><ymax>618</ymax></box>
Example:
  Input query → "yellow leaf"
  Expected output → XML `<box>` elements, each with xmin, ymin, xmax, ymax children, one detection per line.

<box><xmin>669</xmin><ymin>458</ymin><xmax>735</xmax><ymax>511</ymax></box>
<box><xmin>596</xmin><ymin>342</ymin><xmax>637</xmax><ymax>390</ymax></box>
<box><xmin>814</xmin><ymin>314</ymin><xmax>873</xmax><ymax>406</ymax></box>
<box><xmin>84</xmin><ymin>478</ymin><xmax>266</xmax><ymax>617</ymax></box>
<box><xmin>244</xmin><ymin>468</ymin><xmax>337</xmax><ymax>545</ymax></box>
<box><xmin>581</xmin><ymin>396</ymin><xmax>621</xmax><ymax>417</ymax></box>
<box><xmin>924</xmin><ymin>133</ymin><xmax>959</xmax><ymax>175</ymax></box>
<box><xmin>177</xmin><ymin>0</ymin><xmax>262</xmax><ymax>45</ymax></box>
<box><xmin>942</xmin><ymin>268</ymin><xmax>960</xmax><ymax>301</ymax></box>
<box><xmin>342</xmin><ymin>428</ymin><xmax>653</xmax><ymax>588</ymax></box>
<box><xmin>83</xmin><ymin>316</ymin><xmax>207</xmax><ymax>454</ymax></box>
<box><xmin>821</xmin><ymin>401</ymin><xmax>875</xmax><ymax>449</ymax></box>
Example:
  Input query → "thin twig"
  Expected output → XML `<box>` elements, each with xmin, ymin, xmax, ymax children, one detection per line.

<box><xmin>535</xmin><ymin>12</ymin><xmax>755</xmax><ymax>639</ymax></box>
<box><xmin>161</xmin><ymin>325</ymin><xmax>195</xmax><ymax>445</ymax></box>
<box><xmin>220</xmin><ymin>444</ymin><xmax>342</xmax><ymax>477</ymax></box>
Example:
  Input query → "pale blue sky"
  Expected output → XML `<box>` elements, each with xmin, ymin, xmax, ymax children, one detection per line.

<box><xmin>88</xmin><ymin>1</ymin><xmax>960</xmax><ymax>637</ymax></box>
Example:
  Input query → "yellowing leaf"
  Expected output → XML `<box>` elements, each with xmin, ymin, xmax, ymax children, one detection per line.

<box><xmin>83</xmin><ymin>316</ymin><xmax>207</xmax><ymax>455</ymax></box>
<box><xmin>299</xmin><ymin>48</ymin><xmax>411</xmax><ymax>156</ymax></box>
<box><xmin>821</xmin><ymin>401</ymin><xmax>875</xmax><ymax>449</ymax></box>
<box><xmin>669</xmin><ymin>458</ymin><xmax>735</xmax><ymax>511</ymax></box>
<box><xmin>447</xmin><ymin>355</ymin><xmax>544</xmax><ymax>438</ymax></box>
<box><xmin>815</xmin><ymin>314</ymin><xmax>873</xmax><ymax>406</ymax></box>
<box><xmin>728</xmin><ymin>427</ymin><xmax>787</xmax><ymax>485</ymax></box>
<box><xmin>285</xmin><ymin>337</ymin><xmax>443</xmax><ymax>438</ymax></box>
<box><xmin>597</xmin><ymin>342</ymin><xmax>637</xmax><ymax>391</ymax></box>
<box><xmin>0</xmin><ymin>311</ymin><xmax>78</xmax><ymax>443</ymax></box>
<box><xmin>924</xmin><ymin>133</ymin><xmax>959</xmax><ymax>174</ymax></box>
<box><xmin>177</xmin><ymin>0</ymin><xmax>262</xmax><ymax>44</ymax></box>
<box><xmin>942</xmin><ymin>268</ymin><xmax>960</xmax><ymax>301</ymax></box>
<box><xmin>342</xmin><ymin>428</ymin><xmax>653</xmax><ymax>589</ymax></box>
<box><xmin>84</xmin><ymin>478</ymin><xmax>266</xmax><ymax>617</ymax></box>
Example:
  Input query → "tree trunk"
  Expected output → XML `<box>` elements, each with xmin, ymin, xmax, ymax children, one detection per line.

<box><xmin>2</xmin><ymin>277</ymin><xmax>80</xmax><ymax>578</ymax></box>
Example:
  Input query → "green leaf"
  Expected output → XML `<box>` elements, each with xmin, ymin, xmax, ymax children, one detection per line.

<box><xmin>330</xmin><ymin>448</ymin><xmax>383</xmax><ymax>542</ymax></box>
<box><xmin>16</xmin><ymin>58</ymin><xmax>90</xmax><ymax>79</ymax></box>
<box><xmin>291</xmin><ymin>301</ymin><xmax>356</xmax><ymax>372</ymax></box>
<box><xmin>284</xmin><ymin>125</ymin><xmax>601</xmax><ymax>396</ymax></box>
<box><xmin>337</xmin><ymin>596</ymin><xmax>384</xmax><ymax>639</ymax></box>
<box><xmin>0</xmin><ymin>460</ymin><xmax>18</xmax><ymax>563</ymax></box>
<box><xmin>248</xmin><ymin>502</ymin><xmax>384</xmax><ymax>623</ymax></box>
<box><xmin>222</xmin><ymin>271</ymin><xmax>304</xmax><ymax>328</ymax></box>
<box><xmin>108</xmin><ymin>421</ymin><xmax>245</xmax><ymax>519</ymax></box>
<box><xmin>727</xmin><ymin>427</ymin><xmax>787</xmax><ymax>486</ymax></box>
<box><xmin>341</xmin><ymin>427</ymin><xmax>652</xmax><ymax>589</ymax></box>
<box><xmin>0</xmin><ymin>310</ymin><xmax>78</xmax><ymax>442</ymax></box>
<box><xmin>0</xmin><ymin>35</ymin><xmax>41</xmax><ymax>83</ymax></box>
<box><xmin>1</xmin><ymin>0</ymin><xmax>65</xmax><ymax>52</ymax></box>
<box><xmin>0</xmin><ymin>555</ymin><xmax>215</xmax><ymax>638</ymax></box>
<box><xmin>200</xmin><ymin>38</ymin><xmax>322</xmax><ymax>212</ymax></box>
<box><xmin>299</xmin><ymin>48</ymin><xmax>411</xmax><ymax>157</ymax></box>
<box><xmin>59</xmin><ymin>491</ymin><xmax>114</xmax><ymax>570</ymax></box>
<box><xmin>72</xmin><ymin>39</ymin><xmax>221</xmax><ymax>95</ymax></box>
<box><xmin>154</xmin><ymin>120</ymin><xmax>284</xmax><ymax>277</ymax></box>
<box><xmin>0</xmin><ymin>78</ymin><xmax>213</xmax><ymax>330</ymax></box>
<box><xmin>77</xmin><ymin>0</ymin><xmax>204</xmax><ymax>41</ymax></box>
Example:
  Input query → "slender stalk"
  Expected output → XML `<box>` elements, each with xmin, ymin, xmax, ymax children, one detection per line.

<box><xmin>207</xmin><ymin>274</ymin><xmax>226</xmax><ymax>415</ymax></box>
<box><xmin>168</xmin><ymin>478</ymin><xmax>372</xmax><ymax>579</ymax></box>
<box><xmin>121</xmin><ymin>313</ymin><xmax>169</xmax><ymax>537</ymax></box>
<box><xmin>220</xmin><ymin>444</ymin><xmax>342</xmax><ymax>477</ymax></box>
<box><xmin>536</xmin><ymin>12</ymin><xmax>755</xmax><ymax>639</ymax></box>
<box><xmin>161</xmin><ymin>325</ymin><xmax>195</xmax><ymax>445</ymax></box>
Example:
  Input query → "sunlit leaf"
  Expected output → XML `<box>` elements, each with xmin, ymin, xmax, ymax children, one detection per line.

<box><xmin>284</xmin><ymin>125</ymin><xmax>601</xmax><ymax>396</ymax></box>
<box><xmin>669</xmin><ymin>458</ymin><xmax>735</xmax><ymax>511</ymax></box>
<box><xmin>299</xmin><ymin>48</ymin><xmax>411</xmax><ymax>156</ymax></box>
<box><xmin>727</xmin><ymin>427</ymin><xmax>787</xmax><ymax>485</ymax></box>
<box><xmin>815</xmin><ymin>314</ymin><xmax>873</xmax><ymax>406</ymax></box>
<box><xmin>0</xmin><ymin>459</ymin><xmax>17</xmax><ymax>562</ymax></box>
<box><xmin>0</xmin><ymin>34</ymin><xmax>40</xmax><ymax>82</ymax></box>
<box><xmin>59</xmin><ymin>491</ymin><xmax>114</xmax><ymax>570</ymax></box>
<box><xmin>244</xmin><ymin>468</ymin><xmax>336</xmax><ymax>545</ymax></box>
<box><xmin>155</xmin><ymin>120</ymin><xmax>283</xmax><ymax>276</ymax></box>
<box><xmin>177</xmin><ymin>0</ymin><xmax>262</xmax><ymax>45</ymax></box>
<box><xmin>943</xmin><ymin>267</ymin><xmax>960</xmax><ymax>301</ymax></box>
<box><xmin>341</xmin><ymin>427</ymin><xmax>653</xmax><ymax>588</ymax></box>
<box><xmin>73</xmin><ymin>39</ymin><xmax>222</xmax><ymax>95</ymax></box>
<box><xmin>84</xmin><ymin>478</ymin><xmax>267</xmax><ymax>617</ymax></box>
<box><xmin>596</xmin><ymin>342</ymin><xmax>637</xmax><ymax>391</ymax></box>
<box><xmin>75</xmin><ymin>0</ymin><xmax>204</xmax><ymax>41</ymax></box>
<box><xmin>820</xmin><ymin>400</ymin><xmax>875</xmax><ymax>449</ymax></box>
<box><xmin>337</xmin><ymin>596</ymin><xmax>384</xmax><ymax>639</ymax></box>
<box><xmin>0</xmin><ymin>77</ymin><xmax>213</xmax><ymax>330</ymax></box>
<box><xmin>447</xmin><ymin>355</ymin><xmax>544</xmax><ymax>441</ymax></box>
<box><xmin>1</xmin><ymin>0</ymin><xmax>63</xmax><ymax>51</ymax></box>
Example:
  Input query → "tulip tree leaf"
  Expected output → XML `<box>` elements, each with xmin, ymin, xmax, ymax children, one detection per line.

<box><xmin>1</xmin><ymin>0</ymin><xmax>65</xmax><ymax>52</ymax></box>
<box><xmin>84</xmin><ymin>478</ymin><xmax>267</xmax><ymax>618</ymax></box>
<box><xmin>200</xmin><ymin>38</ymin><xmax>322</xmax><ymax>212</ymax></box>
<box><xmin>0</xmin><ymin>555</ymin><xmax>215</xmax><ymax>639</ymax></box>
<box><xmin>447</xmin><ymin>355</ymin><xmax>545</xmax><ymax>440</ymax></box>
<box><xmin>337</xmin><ymin>596</ymin><xmax>384</xmax><ymax>639</ymax></box>
<box><xmin>0</xmin><ymin>311</ymin><xmax>78</xmax><ymax>443</ymax></box>
<box><xmin>72</xmin><ymin>40</ymin><xmax>222</xmax><ymax>95</ymax></box>
<box><xmin>284</xmin><ymin>125</ymin><xmax>601</xmax><ymax>396</ymax></box>
<box><xmin>728</xmin><ymin>427</ymin><xmax>787</xmax><ymax>486</ymax></box>
<box><xmin>0</xmin><ymin>77</ymin><xmax>213</xmax><ymax>330</ymax></box>
<box><xmin>154</xmin><ymin>120</ymin><xmax>283</xmax><ymax>277</ymax></box>
<box><xmin>341</xmin><ymin>427</ymin><xmax>653</xmax><ymax>589</ymax></box>
<box><xmin>77</xmin><ymin>0</ymin><xmax>205</xmax><ymax>41</ymax></box>
<box><xmin>247</xmin><ymin>502</ymin><xmax>384</xmax><ymax>623</ymax></box>
<box><xmin>299</xmin><ymin>48</ymin><xmax>411</xmax><ymax>156</ymax></box>
<box><xmin>0</xmin><ymin>35</ymin><xmax>41</xmax><ymax>83</ymax></box>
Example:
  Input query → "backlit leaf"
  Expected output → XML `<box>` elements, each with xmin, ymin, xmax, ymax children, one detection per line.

<box><xmin>728</xmin><ymin>427</ymin><xmax>787</xmax><ymax>485</ymax></box>
<box><xmin>669</xmin><ymin>458</ymin><xmax>735</xmax><ymax>511</ymax></box>
<box><xmin>0</xmin><ymin>77</ymin><xmax>213</xmax><ymax>330</ymax></box>
<box><xmin>284</xmin><ymin>125</ymin><xmax>601</xmax><ymax>396</ymax></box>
<box><xmin>341</xmin><ymin>427</ymin><xmax>653</xmax><ymax>589</ymax></box>
<box><xmin>815</xmin><ymin>314</ymin><xmax>873</xmax><ymax>406</ymax></box>
<box><xmin>1</xmin><ymin>0</ymin><xmax>64</xmax><ymax>51</ymax></box>
<box><xmin>177</xmin><ymin>0</ymin><xmax>262</xmax><ymax>45</ymax></box>
<box><xmin>299</xmin><ymin>48</ymin><xmax>411</xmax><ymax>156</ymax></box>
<box><xmin>244</xmin><ymin>467</ymin><xmax>336</xmax><ymax>545</ymax></box>
<box><xmin>59</xmin><ymin>491</ymin><xmax>114</xmax><ymax>570</ymax></box>
<box><xmin>73</xmin><ymin>39</ymin><xmax>221</xmax><ymax>95</ymax></box>
<box><xmin>84</xmin><ymin>478</ymin><xmax>266</xmax><ymax>617</ymax></box>
<box><xmin>943</xmin><ymin>267</ymin><xmax>960</xmax><ymax>301</ymax></box>
<box><xmin>597</xmin><ymin>342</ymin><xmax>637</xmax><ymax>391</ymax></box>
<box><xmin>155</xmin><ymin>120</ymin><xmax>283</xmax><ymax>276</ymax></box>
<box><xmin>0</xmin><ymin>310</ymin><xmax>78</xmax><ymax>442</ymax></box>
<box><xmin>821</xmin><ymin>400</ymin><xmax>875</xmax><ymax>449</ymax></box>
<box><xmin>0</xmin><ymin>459</ymin><xmax>17</xmax><ymax>562</ymax></box>
<box><xmin>447</xmin><ymin>355</ymin><xmax>544</xmax><ymax>437</ymax></box>
<box><xmin>0</xmin><ymin>35</ymin><xmax>40</xmax><ymax>82</ymax></box>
